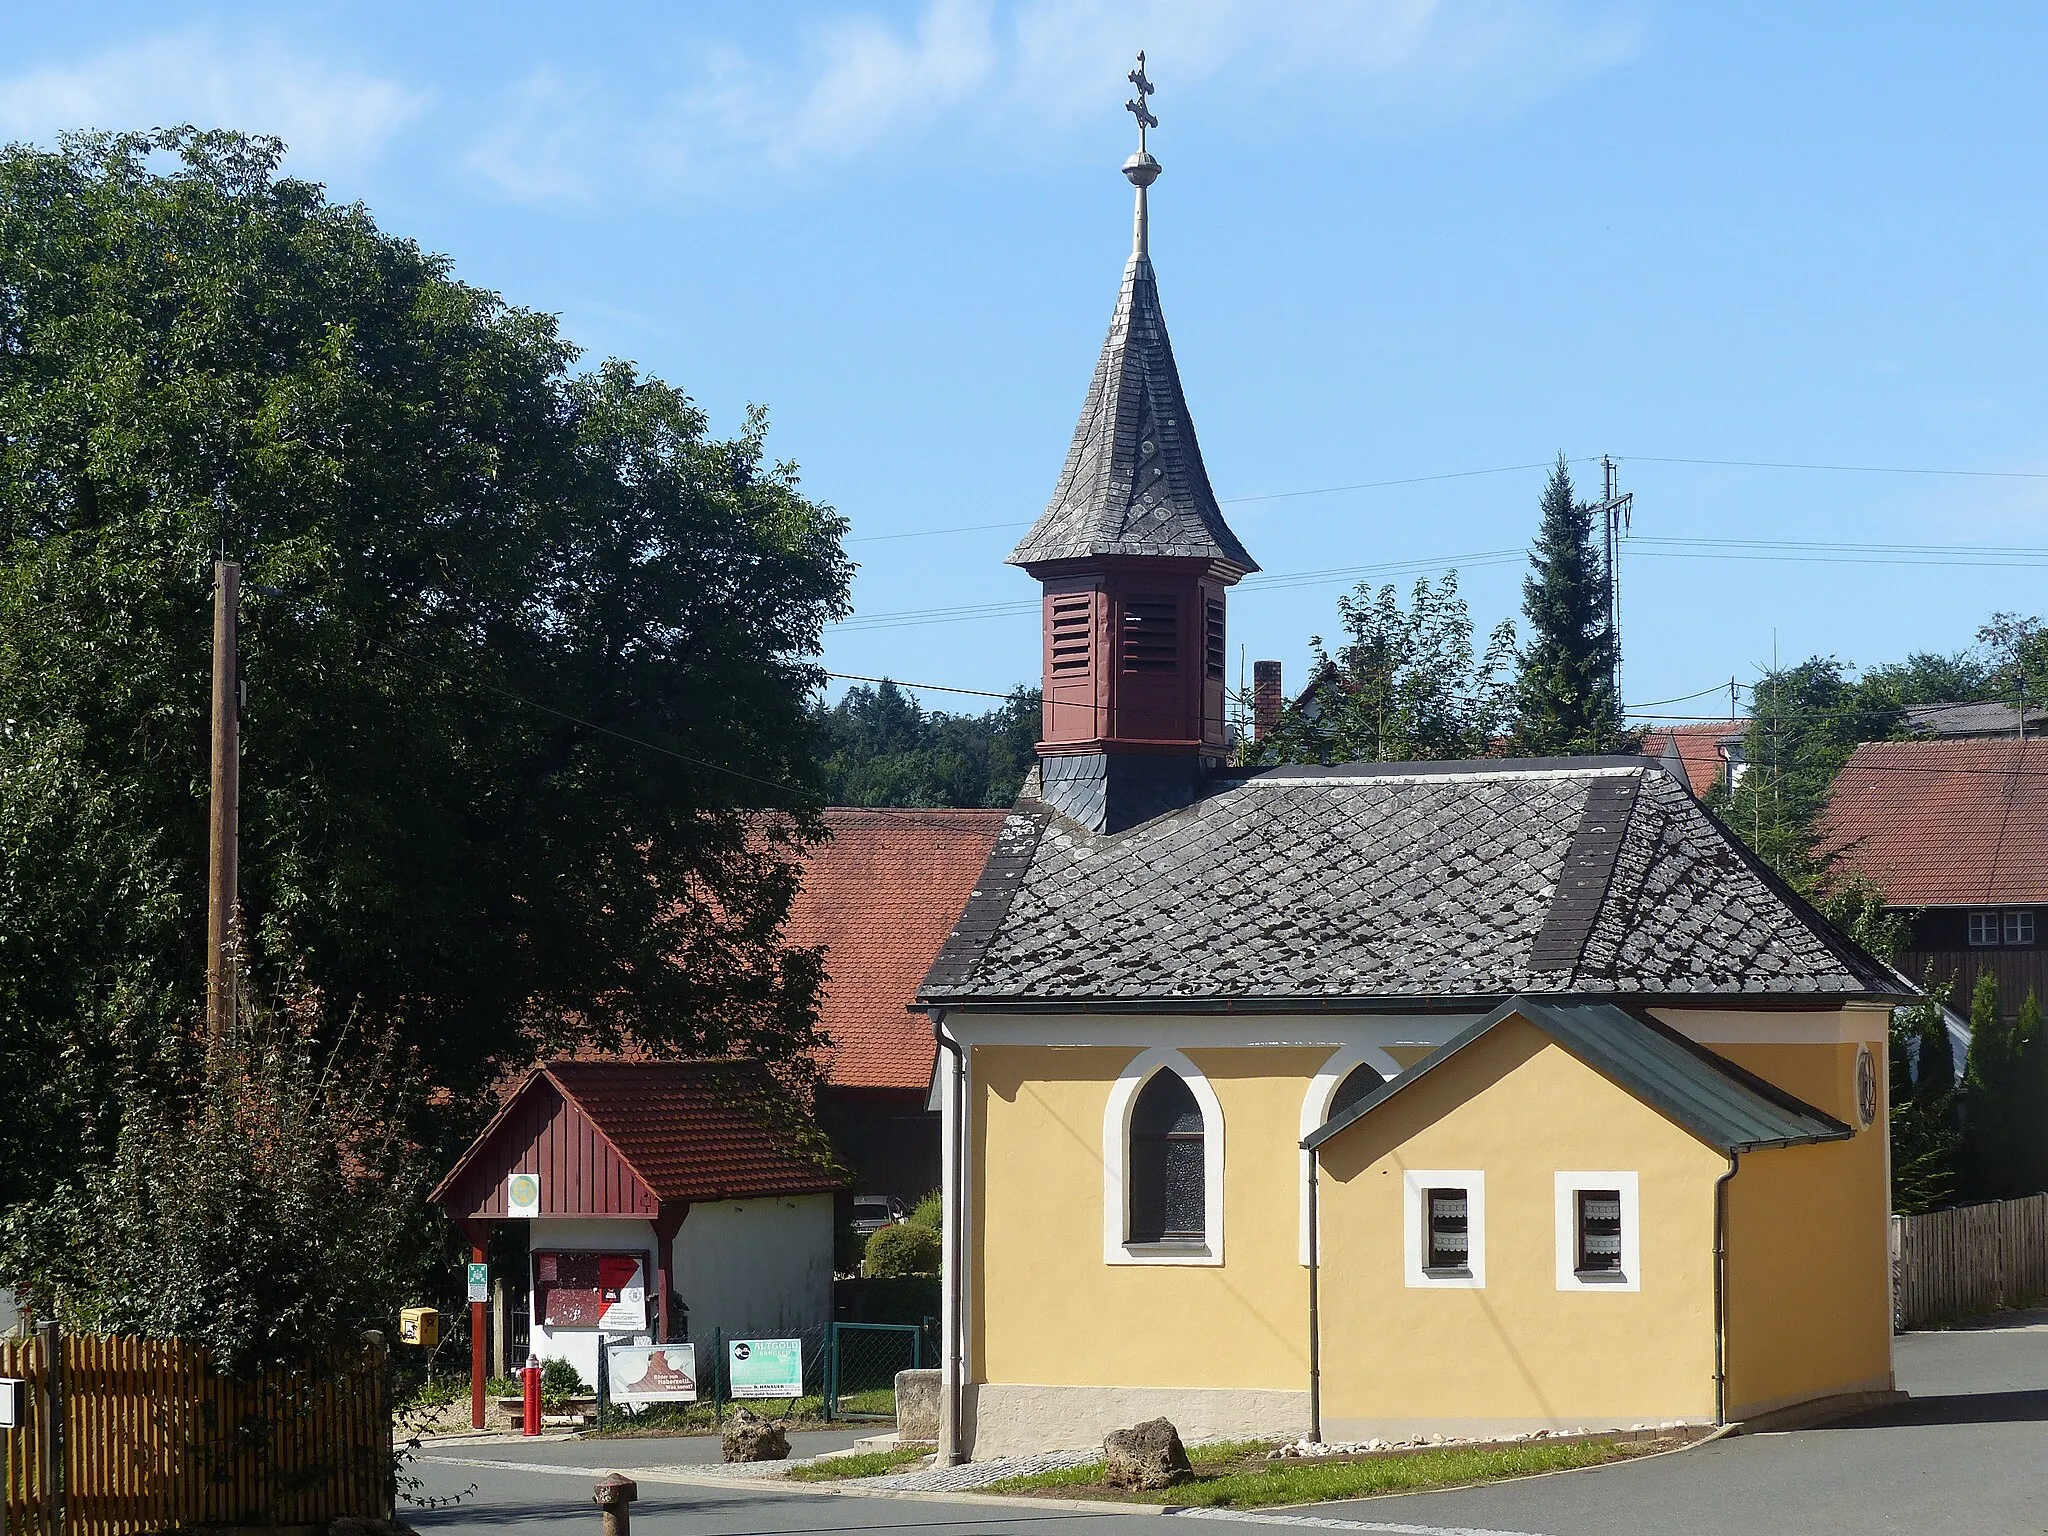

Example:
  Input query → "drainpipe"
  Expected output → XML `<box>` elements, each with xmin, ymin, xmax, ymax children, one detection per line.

<box><xmin>1714</xmin><ymin>1153</ymin><xmax>1741</xmax><ymax>1425</ymax></box>
<box><xmin>932</xmin><ymin>1009</ymin><xmax>966</xmax><ymax>1465</ymax></box>
<box><xmin>1303</xmin><ymin>1137</ymin><xmax>1322</xmax><ymax>1443</ymax></box>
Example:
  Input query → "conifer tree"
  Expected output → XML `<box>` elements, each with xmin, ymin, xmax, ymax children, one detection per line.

<box><xmin>1961</xmin><ymin>972</ymin><xmax>2027</xmax><ymax>1199</ymax></box>
<box><xmin>1513</xmin><ymin>455</ymin><xmax>1627</xmax><ymax>753</ymax></box>
<box><xmin>1888</xmin><ymin>981</ymin><xmax>1960</xmax><ymax>1214</ymax></box>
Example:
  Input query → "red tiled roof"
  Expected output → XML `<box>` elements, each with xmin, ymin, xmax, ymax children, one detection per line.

<box><xmin>1640</xmin><ymin>721</ymin><xmax>1744</xmax><ymax>796</ymax></box>
<box><xmin>786</xmin><ymin>807</ymin><xmax>1008</xmax><ymax>1092</ymax></box>
<box><xmin>1820</xmin><ymin>739</ymin><xmax>2048</xmax><ymax>906</ymax></box>
<box><xmin>431</xmin><ymin>1058</ymin><xmax>846</xmax><ymax>1216</ymax></box>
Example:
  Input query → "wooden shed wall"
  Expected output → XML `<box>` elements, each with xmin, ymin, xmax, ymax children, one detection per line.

<box><xmin>443</xmin><ymin>1077</ymin><xmax>660</xmax><ymax>1219</ymax></box>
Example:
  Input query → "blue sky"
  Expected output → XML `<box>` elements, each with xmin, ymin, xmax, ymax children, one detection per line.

<box><xmin>6</xmin><ymin>2</ymin><xmax>2048</xmax><ymax>725</ymax></box>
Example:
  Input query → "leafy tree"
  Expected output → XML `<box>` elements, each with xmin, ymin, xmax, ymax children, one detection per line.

<box><xmin>1259</xmin><ymin>572</ymin><xmax>1516</xmax><ymax>765</ymax></box>
<box><xmin>0</xmin><ymin>130</ymin><xmax>851</xmax><ymax>1217</ymax></box>
<box><xmin>0</xmin><ymin>959</ymin><xmax>429</xmax><ymax>1372</ymax></box>
<box><xmin>863</xmin><ymin>1220</ymin><xmax>941</xmax><ymax>1278</ymax></box>
<box><xmin>1513</xmin><ymin>455</ymin><xmax>1627</xmax><ymax>754</ymax></box>
<box><xmin>1976</xmin><ymin>613</ymin><xmax>2048</xmax><ymax>724</ymax></box>
<box><xmin>1889</xmin><ymin>981</ymin><xmax>1960</xmax><ymax>1214</ymax></box>
<box><xmin>812</xmin><ymin>681</ymin><xmax>1039</xmax><ymax>807</ymax></box>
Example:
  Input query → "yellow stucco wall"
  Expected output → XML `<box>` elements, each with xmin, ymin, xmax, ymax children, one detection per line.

<box><xmin>1316</xmin><ymin>1019</ymin><xmax>1725</xmax><ymax>1425</ymax></box>
<box><xmin>1715</xmin><ymin>1039</ymin><xmax>1894</xmax><ymax>1416</ymax></box>
<box><xmin>972</xmin><ymin>1043</ymin><xmax>1320</xmax><ymax>1389</ymax></box>
<box><xmin>966</xmin><ymin>1009</ymin><xmax>1891</xmax><ymax>1428</ymax></box>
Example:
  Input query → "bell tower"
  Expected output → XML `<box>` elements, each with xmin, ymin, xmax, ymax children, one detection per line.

<box><xmin>1007</xmin><ymin>54</ymin><xmax>1258</xmax><ymax>833</ymax></box>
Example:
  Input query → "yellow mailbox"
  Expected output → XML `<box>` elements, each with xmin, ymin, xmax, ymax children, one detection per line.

<box><xmin>399</xmin><ymin>1306</ymin><xmax>441</xmax><ymax>1348</ymax></box>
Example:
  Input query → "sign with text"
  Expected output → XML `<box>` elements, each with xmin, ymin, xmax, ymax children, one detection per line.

<box><xmin>726</xmin><ymin>1337</ymin><xmax>803</xmax><ymax>1399</ymax></box>
<box><xmin>608</xmin><ymin>1343</ymin><xmax>698</xmax><ymax>1403</ymax></box>
<box><xmin>533</xmin><ymin>1250</ymin><xmax>648</xmax><ymax>1332</ymax></box>
<box><xmin>466</xmin><ymin>1262</ymin><xmax>489</xmax><ymax>1305</ymax></box>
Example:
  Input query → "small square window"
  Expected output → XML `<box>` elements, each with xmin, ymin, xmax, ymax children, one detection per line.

<box><xmin>1575</xmin><ymin>1189</ymin><xmax>1624</xmax><ymax>1276</ymax></box>
<box><xmin>1969</xmin><ymin>912</ymin><xmax>2001</xmax><ymax>947</ymax></box>
<box><xmin>1426</xmin><ymin>1189</ymin><xmax>1470</xmax><ymax>1273</ymax></box>
<box><xmin>2006</xmin><ymin>911</ymin><xmax>2035</xmax><ymax>946</ymax></box>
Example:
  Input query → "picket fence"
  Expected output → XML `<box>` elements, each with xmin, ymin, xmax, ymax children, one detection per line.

<box><xmin>0</xmin><ymin>1328</ymin><xmax>390</xmax><ymax>1536</ymax></box>
<box><xmin>1892</xmin><ymin>1192</ymin><xmax>2048</xmax><ymax>1329</ymax></box>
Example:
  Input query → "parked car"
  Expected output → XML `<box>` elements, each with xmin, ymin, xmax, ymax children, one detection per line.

<box><xmin>850</xmin><ymin>1194</ymin><xmax>906</xmax><ymax>1237</ymax></box>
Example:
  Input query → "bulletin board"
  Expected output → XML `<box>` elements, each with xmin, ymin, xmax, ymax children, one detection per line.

<box><xmin>532</xmin><ymin>1250</ymin><xmax>651</xmax><ymax>1331</ymax></box>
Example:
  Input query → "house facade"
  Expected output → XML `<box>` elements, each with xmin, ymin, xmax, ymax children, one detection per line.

<box><xmin>1823</xmin><ymin>738</ymin><xmax>2048</xmax><ymax>1019</ymax></box>
<box><xmin>916</xmin><ymin>109</ymin><xmax>1906</xmax><ymax>1460</ymax></box>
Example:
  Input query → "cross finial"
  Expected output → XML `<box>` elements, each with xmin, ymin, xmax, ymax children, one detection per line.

<box><xmin>1125</xmin><ymin>51</ymin><xmax>1157</xmax><ymax>153</ymax></box>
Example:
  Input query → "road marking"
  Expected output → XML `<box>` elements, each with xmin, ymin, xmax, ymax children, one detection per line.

<box><xmin>1171</xmin><ymin>1513</ymin><xmax>1545</xmax><ymax>1536</ymax></box>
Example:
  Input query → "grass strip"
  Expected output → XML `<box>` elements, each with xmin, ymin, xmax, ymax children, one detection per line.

<box><xmin>786</xmin><ymin>1446</ymin><xmax>934</xmax><ymax>1481</ymax></box>
<box><xmin>987</xmin><ymin>1440</ymin><xmax>1620</xmax><ymax>1507</ymax></box>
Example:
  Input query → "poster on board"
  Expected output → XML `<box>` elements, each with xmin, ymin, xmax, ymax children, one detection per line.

<box><xmin>727</xmin><ymin>1337</ymin><xmax>804</xmax><ymax>1399</ymax></box>
<box><xmin>608</xmin><ymin>1343</ymin><xmax>698</xmax><ymax>1403</ymax></box>
<box><xmin>533</xmin><ymin>1251</ymin><xmax>649</xmax><ymax>1331</ymax></box>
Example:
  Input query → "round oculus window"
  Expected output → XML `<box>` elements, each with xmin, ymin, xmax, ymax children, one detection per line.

<box><xmin>1856</xmin><ymin>1044</ymin><xmax>1878</xmax><ymax>1128</ymax></box>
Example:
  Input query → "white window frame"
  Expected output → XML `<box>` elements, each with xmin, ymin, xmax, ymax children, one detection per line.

<box><xmin>1555</xmin><ymin>1171</ymin><xmax>1641</xmax><ymax>1292</ymax></box>
<box><xmin>1969</xmin><ymin>911</ymin><xmax>2000</xmax><ymax>947</ymax></box>
<box><xmin>1103</xmin><ymin>1047</ymin><xmax>1224</xmax><ymax>1266</ymax></box>
<box><xmin>2006</xmin><ymin>910</ymin><xmax>2035</xmax><ymax>946</ymax></box>
<box><xmin>1403</xmin><ymin>1169</ymin><xmax>1485</xmax><ymax>1289</ymax></box>
<box><xmin>1298</xmin><ymin>1045</ymin><xmax>1404</xmax><ymax>1264</ymax></box>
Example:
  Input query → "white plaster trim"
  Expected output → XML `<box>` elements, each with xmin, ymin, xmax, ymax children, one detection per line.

<box><xmin>1103</xmin><ymin>1047</ymin><xmax>1225</xmax><ymax>1266</ymax></box>
<box><xmin>1299</xmin><ymin>1045</ymin><xmax>1404</xmax><ymax>1264</ymax></box>
<box><xmin>945</xmin><ymin>1013</ymin><xmax>1476</xmax><ymax>1050</ymax></box>
<box><xmin>1653</xmin><ymin>1008</ymin><xmax>1888</xmax><ymax>1045</ymax></box>
<box><xmin>1403</xmin><ymin>1170</ymin><xmax>1484</xmax><ymax>1288</ymax></box>
<box><xmin>1554</xmin><ymin>1171</ymin><xmax>1641</xmax><ymax>1292</ymax></box>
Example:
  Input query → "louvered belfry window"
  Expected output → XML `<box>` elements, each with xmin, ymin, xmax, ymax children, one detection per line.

<box><xmin>1050</xmin><ymin>595</ymin><xmax>1092</xmax><ymax>675</ymax></box>
<box><xmin>1205</xmin><ymin>598</ymin><xmax>1226</xmax><ymax>681</ymax></box>
<box><xmin>1121</xmin><ymin>597</ymin><xmax>1179</xmax><ymax>672</ymax></box>
<box><xmin>1129</xmin><ymin>1071</ymin><xmax>1205</xmax><ymax>1243</ymax></box>
<box><xmin>1576</xmin><ymin>1189</ymin><xmax>1624</xmax><ymax>1275</ymax></box>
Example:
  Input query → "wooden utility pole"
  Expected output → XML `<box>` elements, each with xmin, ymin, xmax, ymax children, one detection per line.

<box><xmin>206</xmin><ymin>559</ymin><xmax>241</xmax><ymax>1039</ymax></box>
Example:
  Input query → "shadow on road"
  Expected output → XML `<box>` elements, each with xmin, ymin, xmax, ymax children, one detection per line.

<box><xmin>1807</xmin><ymin>1388</ymin><xmax>2048</xmax><ymax>1430</ymax></box>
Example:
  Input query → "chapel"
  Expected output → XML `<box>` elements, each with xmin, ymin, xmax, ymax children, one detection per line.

<box><xmin>917</xmin><ymin>60</ymin><xmax>1907</xmax><ymax>1461</ymax></box>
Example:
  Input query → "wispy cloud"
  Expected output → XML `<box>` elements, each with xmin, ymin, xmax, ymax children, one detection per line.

<box><xmin>465</xmin><ymin>0</ymin><xmax>1642</xmax><ymax>204</ymax></box>
<box><xmin>0</xmin><ymin>30</ymin><xmax>427</xmax><ymax>177</ymax></box>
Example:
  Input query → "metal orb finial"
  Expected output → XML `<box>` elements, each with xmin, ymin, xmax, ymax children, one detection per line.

<box><xmin>1122</xmin><ymin>50</ymin><xmax>1161</xmax><ymax>189</ymax></box>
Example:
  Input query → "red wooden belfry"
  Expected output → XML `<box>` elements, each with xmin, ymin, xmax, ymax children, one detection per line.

<box><xmin>432</xmin><ymin>1059</ymin><xmax>846</xmax><ymax>1429</ymax></box>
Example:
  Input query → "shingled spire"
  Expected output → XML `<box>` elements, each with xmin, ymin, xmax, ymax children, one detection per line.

<box><xmin>1006</xmin><ymin>66</ymin><xmax>1256</xmax><ymax>573</ymax></box>
<box><xmin>1011</xmin><ymin>57</ymin><xmax>1259</xmax><ymax>834</ymax></box>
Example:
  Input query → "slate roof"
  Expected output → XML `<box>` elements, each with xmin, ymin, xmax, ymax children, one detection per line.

<box><xmin>1903</xmin><ymin>700</ymin><xmax>2048</xmax><ymax>740</ymax></box>
<box><xmin>1006</xmin><ymin>248</ymin><xmax>1257</xmax><ymax>572</ymax></box>
<box><xmin>783</xmin><ymin>808</ymin><xmax>1009</xmax><ymax>1091</ymax></box>
<box><xmin>431</xmin><ymin>1059</ymin><xmax>846</xmax><ymax>1214</ymax></box>
<box><xmin>920</xmin><ymin>758</ymin><xmax>1902</xmax><ymax>1006</ymax></box>
<box><xmin>1820</xmin><ymin>739</ymin><xmax>2048</xmax><ymax>906</ymax></box>
<box><xmin>1303</xmin><ymin>997</ymin><xmax>1851</xmax><ymax>1154</ymax></box>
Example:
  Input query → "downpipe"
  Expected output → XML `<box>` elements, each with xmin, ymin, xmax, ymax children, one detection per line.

<box><xmin>1714</xmin><ymin>1153</ymin><xmax>1740</xmax><ymax>1425</ymax></box>
<box><xmin>932</xmin><ymin>1009</ymin><xmax>967</xmax><ymax>1465</ymax></box>
<box><xmin>1303</xmin><ymin>1139</ymin><xmax>1323</xmax><ymax>1443</ymax></box>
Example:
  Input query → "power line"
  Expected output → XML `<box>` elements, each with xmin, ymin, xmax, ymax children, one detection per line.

<box><xmin>479</xmin><ymin>682</ymin><xmax>805</xmax><ymax>800</ymax></box>
<box><xmin>1622</xmin><ymin>455</ymin><xmax>2048</xmax><ymax>481</ymax></box>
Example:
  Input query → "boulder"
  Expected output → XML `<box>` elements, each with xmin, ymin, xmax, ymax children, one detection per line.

<box><xmin>894</xmin><ymin>1368</ymin><xmax>941</xmax><ymax>1442</ymax></box>
<box><xmin>1103</xmin><ymin>1417</ymin><xmax>1191</xmax><ymax>1491</ymax></box>
<box><xmin>722</xmin><ymin>1408</ymin><xmax>791</xmax><ymax>1463</ymax></box>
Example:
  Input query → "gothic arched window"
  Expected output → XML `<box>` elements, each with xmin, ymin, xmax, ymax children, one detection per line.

<box><xmin>1129</xmin><ymin>1071</ymin><xmax>1206</xmax><ymax>1243</ymax></box>
<box><xmin>1329</xmin><ymin>1062</ymin><xmax>1386</xmax><ymax>1122</ymax></box>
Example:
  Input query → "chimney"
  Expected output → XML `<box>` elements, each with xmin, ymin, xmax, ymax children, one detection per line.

<box><xmin>1253</xmin><ymin>660</ymin><xmax>1283</xmax><ymax>742</ymax></box>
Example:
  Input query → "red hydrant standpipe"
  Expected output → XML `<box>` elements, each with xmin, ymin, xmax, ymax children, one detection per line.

<box><xmin>521</xmin><ymin>1355</ymin><xmax>542</xmax><ymax>1437</ymax></box>
<box><xmin>594</xmin><ymin>1473</ymin><xmax>637</xmax><ymax>1536</ymax></box>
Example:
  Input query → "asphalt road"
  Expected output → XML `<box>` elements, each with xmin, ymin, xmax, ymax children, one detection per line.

<box><xmin>412</xmin><ymin>1319</ymin><xmax>2048</xmax><ymax>1536</ymax></box>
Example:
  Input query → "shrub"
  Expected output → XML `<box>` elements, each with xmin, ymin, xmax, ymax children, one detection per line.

<box><xmin>863</xmin><ymin>1220</ymin><xmax>941</xmax><ymax>1277</ymax></box>
<box><xmin>908</xmin><ymin>1189</ymin><xmax>943</xmax><ymax>1233</ymax></box>
<box><xmin>540</xmin><ymin>1358</ymin><xmax>588</xmax><ymax>1406</ymax></box>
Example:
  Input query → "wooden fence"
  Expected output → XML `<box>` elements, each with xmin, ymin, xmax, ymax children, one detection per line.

<box><xmin>2</xmin><ymin>1329</ymin><xmax>390</xmax><ymax>1536</ymax></box>
<box><xmin>1893</xmin><ymin>1193</ymin><xmax>2048</xmax><ymax>1329</ymax></box>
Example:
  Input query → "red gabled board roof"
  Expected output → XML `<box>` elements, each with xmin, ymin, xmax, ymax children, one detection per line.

<box><xmin>431</xmin><ymin>1058</ymin><xmax>846</xmax><ymax>1219</ymax></box>
<box><xmin>1821</xmin><ymin>739</ymin><xmax>2048</xmax><ymax>906</ymax></box>
<box><xmin>787</xmin><ymin>807</ymin><xmax>1008</xmax><ymax>1092</ymax></box>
